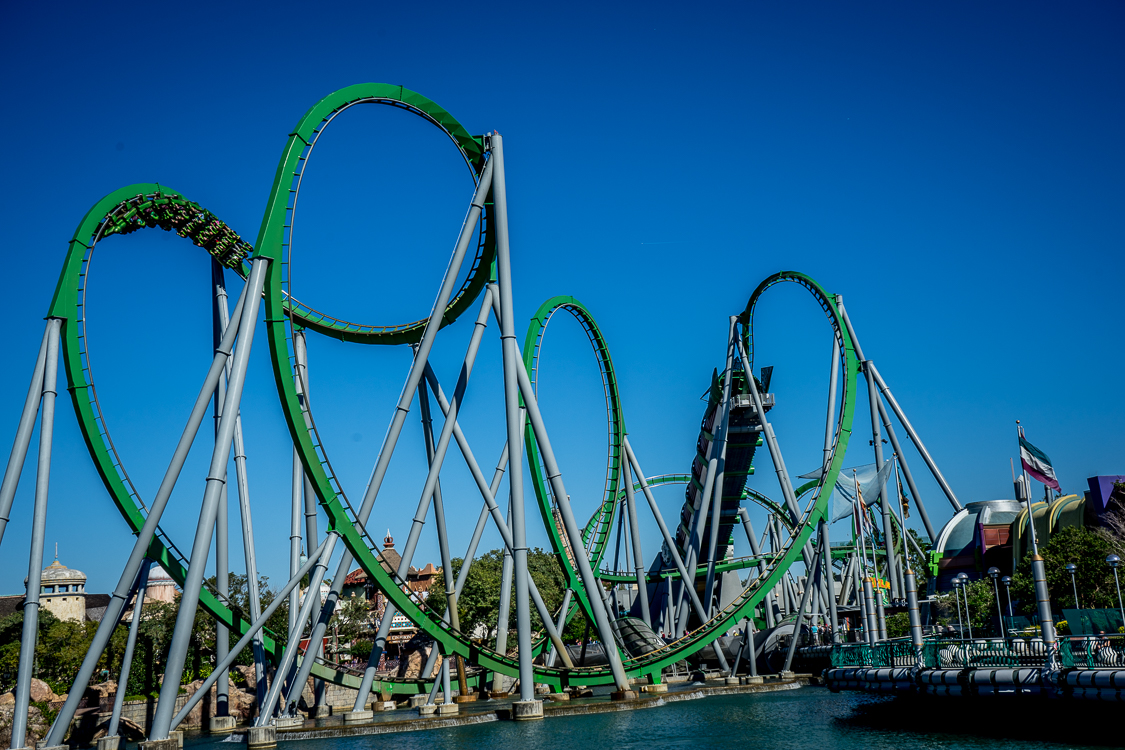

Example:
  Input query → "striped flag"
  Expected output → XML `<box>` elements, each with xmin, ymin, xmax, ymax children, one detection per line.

<box><xmin>1019</xmin><ymin>435</ymin><xmax>1060</xmax><ymax>491</ymax></box>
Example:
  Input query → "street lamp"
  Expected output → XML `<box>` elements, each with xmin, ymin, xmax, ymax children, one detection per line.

<box><xmin>1065</xmin><ymin>562</ymin><xmax>1080</xmax><ymax>610</ymax></box>
<box><xmin>957</xmin><ymin>572</ymin><xmax>974</xmax><ymax>639</ymax></box>
<box><xmin>988</xmin><ymin>567</ymin><xmax>1003</xmax><ymax>638</ymax></box>
<box><xmin>1001</xmin><ymin>576</ymin><xmax>1014</xmax><ymax>625</ymax></box>
<box><xmin>1108</xmin><ymin>555</ymin><xmax>1124</xmax><ymax>634</ymax></box>
<box><xmin>951</xmin><ymin>576</ymin><xmax>965</xmax><ymax>640</ymax></box>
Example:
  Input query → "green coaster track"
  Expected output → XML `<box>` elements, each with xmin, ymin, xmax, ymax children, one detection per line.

<box><xmin>45</xmin><ymin>84</ymin><xmax>860</xmax><ymax>693</ymax></box>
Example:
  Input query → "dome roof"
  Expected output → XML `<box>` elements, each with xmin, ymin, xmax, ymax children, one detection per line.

<box><xmin>41</xmin><ymin>559</ymin><xmax>86</xmax><ymax>582</ymax></box>
<box><xmin>148</xmin><ymin>565</ymin><xmax>175</xmax><ymax>583</ymax></box>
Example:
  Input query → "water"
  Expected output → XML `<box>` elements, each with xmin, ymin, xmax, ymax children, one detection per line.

<box><xmin>184</xmin><ymin>688</ymin><xmax>1119</xmax><ymax>750</ymax></box>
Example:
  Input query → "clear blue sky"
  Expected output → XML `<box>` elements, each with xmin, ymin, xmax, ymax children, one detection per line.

<box><xmin>0</xmin><ymin>1</ymin><xmax>1122</xmax><ymax>596</ymax></box>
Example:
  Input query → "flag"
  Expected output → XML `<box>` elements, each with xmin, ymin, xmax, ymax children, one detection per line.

<box><xmin>1019</xmin><ymin>435</ymin><xmax>1060</xmax><ymax>491</ymax></box>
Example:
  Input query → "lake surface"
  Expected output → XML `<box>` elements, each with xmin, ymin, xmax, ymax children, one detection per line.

<box><xmin>185</xmin><ymin>687</ymin><xmax>1119</xmax><ymax>750</ymax></box>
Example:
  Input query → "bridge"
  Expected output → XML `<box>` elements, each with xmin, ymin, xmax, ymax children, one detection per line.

<box><xmin>0</xmin><ymin>83</ymin><xmax>1102</xmax><ymax>750</ymax></box>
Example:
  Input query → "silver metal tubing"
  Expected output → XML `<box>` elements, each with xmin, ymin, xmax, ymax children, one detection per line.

<box><xmin>170</xmin><ymin>538</ymin><xmax>330</xmax><ymax>731</ymax></box>
<box><xmin>491</xmin><ymin>133</ymin><xmax>536</xmax><ymax>701</ymax></box>
<box><xmin>44</xmin><ymin>277</ymin><xmax>252</xmax><ymax>747</ymax></box>
<box><xmin>864</xmin><ymin>361</ymin><xmax>962</xmax><ymax>512</ymax></box>
<box><xmin>11</xmin><ymin>317</ymin><xmax>61</xmax><ymax>750</ymax></box>
<box><xmin>620</xmin><ymin>454</ymin><xmax>650</xmax><ymax>626</ymax></box>
<box><xmin>823</xmin><ymin>335</ymin><xmax>840</xmax><ymax>469</ymax></box>
<box><xmin>737</xmin><ymin>507</ymin><xmax>775</xmax><ymax>628</ymax></box>
<box><xmin>214</xmin><ymin>270</ymin><xmax>267</xmax><ymax>706</ymax></box>
<box><xmin>0</xmin><ymin>323</ymin><xmax>50</xmax><ymax>549</ymax></box>
<box><xmin>703</xmin><ymin>319</ymin><xmax>737</xmax><ymax>619</ymax></box>
<box><xmin>109</xmin><ymin>562</ymin><xmax>151</xmax><ymax>737</ymax></box>
<box><xmin>676</xmin><ymin>403</ymin><xmax>724</xmax><ymax>635</ymax></box>
<box><xmin>905</xmin><ymin>570</ymin><xmax>924</xmax><ymax>668</ymax></box>
<box><xmin>493</xmin><ymin>502</ymin><xmax>514</xmax><ymax>695</ymax></box>
<box><xmin>546</xmin><ymin>588</ymin><xmax>573</xmax><ymax>667</ymax></box>
<box><xmin>864</xmin><ymin>364</ymin><xmax>899</xmax><ymax>600</ymax></box>
<box><xmin>150</xmin><ymin>258</ymin><xmax>270</xmax><ymax>739</ymax></box>
<box><xmin>874</xmin><ymin>393</ymin><xmax>937</xmax><ymax>542</ymax></box>
<box><xmin>819</xmin><ymin>519</ymin><xmax>839</xmax><ymax>642</ymax></box>
<box><xmin>512</xmin><ymin>354</ymin><xmax>631</xmax><ymax>689</ymax></box>
<box><xmin>259</xmin><ymin>531</ymin><xmax>339</xmax><ymax>723</ymax></box>
<box><xmin>289</xmin><ymin>446</ymin><xmax>302</xmax><ymax>642</ymax></box>
<box><xmin>783</xmin><ymin>527</ymin><xmax>823</xmax><ymax>672</ymax></box>
<box><xmin>622</xmin><ymin>437</ymin><xmax>726</xmax><ymax>670</ymax></box>
<box><xmin>861</xmin><ymin>576</ymin><xmax>877</xmax><ymax>645</ymax></box>
<box><xmin>420</xmin><ymin>367</ymin><xmax>574</xmax><ymax>665</ymax></box>
<box><xmin>418</xmin><ymin>379</ymin><xmax>469</xmax><ymax>700</ymax></box>
<box><xmin>212</xmin><ymin>260</ymin><xmax>231</xmax><ymax>717</ymax></box>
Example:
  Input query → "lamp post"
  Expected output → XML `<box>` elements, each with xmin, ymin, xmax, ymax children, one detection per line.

<box><xmin>957</xmin><ymin>572</ymin><xmax>974</xmax><ymax>640</ymax></box>
<box><xmin>1001</xmin><ymin>575</ymin><xmax>1014</xmax><ymax>627</ymax></box>
<box><xmin>988</xmin><ymin>567</ymin><xmax>1003</xmax><ymax>638</ymax></box>
<box><xmin>1108</xmin><ymin>555</ymin><xmax>1124</xmax><ymax>634</ymax></box>
<box><xmin>1065</xmin><ymin>562</ymin><xmax>1080</xmax><ymax>610</ymax></box>
<box><xmin>952</xmin><ymin>576</ymin><xmax>965</xmax><ymax>640</ymax></box>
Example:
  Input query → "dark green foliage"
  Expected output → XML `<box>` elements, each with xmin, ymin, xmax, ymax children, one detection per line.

<box><xmin>1009</xmin><ymin>526</ymin><xmax>1119</xmax><ymax>614</ymax></box>
<box><xmin>429</xmin><ymin>548</ymin><xmax>581</xmax><ymax>641</ymax></box>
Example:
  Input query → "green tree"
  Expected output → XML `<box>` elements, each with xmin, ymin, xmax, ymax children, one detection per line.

<box><xmin>1009</xmin><ymin>526</ymin><xmax>1118</xmax><ymax>616</ymax></box>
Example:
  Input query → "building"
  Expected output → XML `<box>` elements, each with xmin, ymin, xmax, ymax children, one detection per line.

<box><xmin>39</xmin><ymin>558</ymin><xmax>88</xmax><ymax>621</ymax></box>
<box><xmin>145</xmin><ymin>564</ymin><xmax>178</xmax><ymax>604</ymax></box>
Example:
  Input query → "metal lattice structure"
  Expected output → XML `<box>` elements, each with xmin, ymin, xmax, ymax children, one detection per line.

<box><xmin>0</xmin><ymin>84</ymin><xmax>966</xmax><ymax>747</ymax></box>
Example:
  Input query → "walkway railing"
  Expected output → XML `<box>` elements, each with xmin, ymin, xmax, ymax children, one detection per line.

<box><xmin>1059</xmin><ymin>634</ymin><xmax>1125</xmax><ymax>668</ymax></box>
<box><xmin>831</xmin><ymin>636</ymin><xmax>1060</xmax><ymax>669</ymax></box>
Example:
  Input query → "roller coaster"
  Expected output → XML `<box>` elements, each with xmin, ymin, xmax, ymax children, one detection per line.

<box><xmin>0</xmin><ymin>84</ymin><xmax>965</xmax><ymax>748</ymax></box>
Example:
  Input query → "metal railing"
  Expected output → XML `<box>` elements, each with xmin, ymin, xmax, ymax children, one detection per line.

<box><xmin>1059</xmin><ymin>634</ymin><xmax>1125</xmax><ymax>668</ymax></box>
<box><xmin>831</xmin><ymin>636</ymin><xmax>1056</xmax><ymax>669</ymax></box>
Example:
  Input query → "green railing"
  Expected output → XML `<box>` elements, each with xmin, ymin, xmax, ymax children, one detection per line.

<box><xmin>922</xmin><ymin>638</ymin><xmax>1049</xmax><ymax>668</ymax></box>
<box><xmin>1059</xmin><ymin>634</ymin><xmax>1125</xmax><ymax>668</ymax></box>
<box><xmin>831</xmin><ymin>639</ymin><xmax>915</xmax><ymax>667</ymax></box>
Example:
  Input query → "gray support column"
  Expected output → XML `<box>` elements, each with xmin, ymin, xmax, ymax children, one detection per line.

<box><xmin>904</xmin><ymin>570</ymin><xmax>924</xmax><ymax>668</ymax></box>
<box><xmin>874</xmin><ymin>391</ymin><xmax>937</xmax><ymax>542</ymax></box>
<box><xmin>43</xmin><ymin>279</ymin><xmax>251</xmax><ymax>748</ymax></box>
<box><xmin>0</xmin><ymin>324</ymin><xmax>50</xmax><ymax>549</ymax></box>
<box><xmin>150</xmin><ymin>258</ymin><xmax>270</xmax><ymax>740</ymax></box>
<box><xmin>490</xmin><ymin>133</ymin><xmax>537</xmax><ymax>702</ymax></box>
<box><xmin>289</xmin><ymin>448</ymin><xmax>302</xmax><ymax>642</ymax></box>
<box><xmin>11</xmin><ymin>318</ymin><xmax>61</xmax><ymax>750</ymax></box>
<box><xmin>820</xmin><ymin>519</ymin><xmax>839</xmax><ymax>643</ymax></box>
<box><xmin>546</xmin><ymin>589</ymin><xmax>573</xmax><ymax>667</ymax></box>
<box><xmin>211</xmin><ymin>259</ymin><xmax>230</xmax><ymax>717</ymax></box>
<box><xmin>260</xmin><ymin>531</ymin><xmax>339</xmax><ymax>722</ymax></box>
<box><xmin>703</xmin><ymin>319</ymin><xmax>737</xmax><ymax>617</ymax></box>
<box><xmin>512</xmin><ymin>359</ymin><xmax>632</xmax><ymax>689</ymax></box>
<box><xmin>420</xmin><ymin>368</ymin><xmax>573</xmax><ymax>665</ymax></box>
<box><xmin>169</xmin><ymin>539</ymin><xmax>329</xmax><ymax>730</ymax></box>
<box><xmin>837</xmin><ymin>553</ymin><xmax>855</xmax><ymax>609</ymax></box>
<box><xmin>861</xmin><ymin>576</ymin><xmax>877</xmax><ymax>644</ymax></box>
<box><xmin>341</xmin><ymin>161</ymin><xmax>493</xmax><ymax>710</ymax></box>
<box><xmin>783</xmin><ymin>529</ymin><xmax>823</xmax><ymax>672</ymax></box>
<box><xmin>417</xmin><ymin>380</ymin><xmax>469</xmax><ymax>700</ymax></box>
<box><xmin>621</xmin><ymin>456</ymin><xmax>650</xmax><ymax>627</ymax></box>
<box><xmin>492</xmin><ymin>503</ymin><xmax>514</xmax><ymax>695</ymax></box>
<box><xmin>874</xmin><ymin>569</ymin><xmax>888</xmax><ymax>640</ymax></box>
<box><xmin>737</xmin><ymin>508</ymin><xmax>775</xmax><ymax>628</ymax></box>
<box><xmin>865</xmin><ymin>364</ymin><xmax>899</xmax><ymax>600</ymax></box>
<box><xmin>823</xmin><ymin>336</ymin><xmax>840</xmax><ymax>469</ymax></box>
<box><xmin>109</xmin><ymin>562</ymin><xmax>151</xmax><ymax>737</ymax></box>
<box><xmin>214</xmin><ymin>267</ymin><xmax>267</xmax><ymax>706</ymax></box>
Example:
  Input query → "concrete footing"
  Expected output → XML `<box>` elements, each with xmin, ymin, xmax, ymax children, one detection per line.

<box><xmin>641</xmin><ymin>684</ymin><xmax>668</xmax><ymax>693</ymax></box>
<box><xmin>274</xmin><ymin>716</ymin><xmax>303</xmax><ymax>729</ymax></box>
<box><xmin>453</xmin><ymin>693</ymin><xmax>478</xmax><ymax>703</ymax></box>
<box><xmin>545</xmin><ymin>692</ymin><xmax>569</xmax><ymax>701</ymax></box>
<box><xmin>139</xmin><ymin>737</ymin><xmax>179</xmax><ymax>750</ymax></box>
<box><xmin>436</xmin><ymin>703</ymin><xmax>459</xmax><ymax>716</ymax></box>
<box><xmin>246</xmin><ymin>726</ymin><xmax>276</xmax><ymax>750</ymax></box>
<box><xmin>512</xmin><ymin>700</ymin><xmax>544</xmax><ymax>720</ymax></box>
<box><xmin>610</xmin><ymin>690</ymin><xmax>638</xmax><ymax>701</ymax></box>
<box><xmin>489</xmin><ymin>691</ymin><xmax>509</xmax><ymax>699</ymax></box>
<box><xmin>780</xmin><ymin>670</ymin><xmax>796</xmax><ymax>680</ymax></box>
<box><xmin>309</xmin><ymin>705</ymin><xmax>331</xmax><ymax>718</ymax></box>
<box><xmin>96</xmin><ymin>736</ymin><xmax>120</xmax><ymax>750</ymax></box>
<box><xmin>418</xmin><ymin>704</ymin><xmax>437</xmax><ymax>716</ymax></box>
<box><xmin>408</xmin><ymin>694</ymin><xmax>428</xmax><ymax>708</ymax></box>
<box><xmin>210</xmin><ymin>715</ymin><xmax>238</xmax><ymax>733</ymax></box>
<box><xmin>342</xmin><ymin>710</ymin><xmax>373</xmax><ymax>724</ymax></box>
<box><xmin>374</xmin><ymin>701</ymin><xmax>396</xmax><ymax>711</ymax></box>
<box><xmin>725</xmin><ymin>677</ymin><xmax>740</xmax><ymax>685</ymax></box>
<box><xmin>742</xmin><ymin>676</ymin><xmax>764</xmax><ymax>685</ymax></box>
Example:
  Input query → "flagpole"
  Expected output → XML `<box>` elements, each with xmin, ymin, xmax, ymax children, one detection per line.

<box><xmin>1015</xmin><ymin>421</ymin><xmax>1058</xmax><ymax>669</ymax></box>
